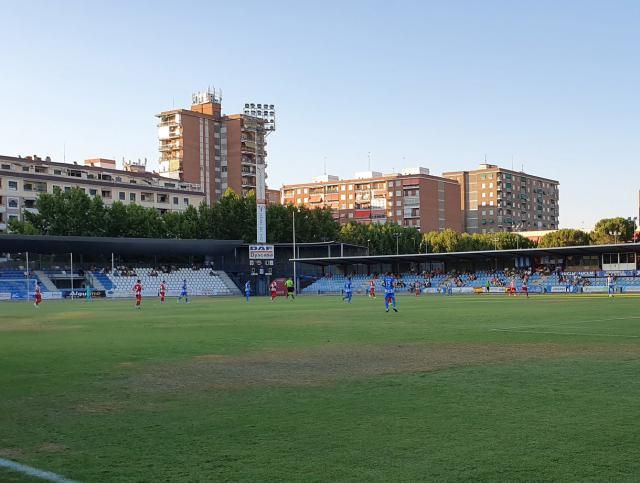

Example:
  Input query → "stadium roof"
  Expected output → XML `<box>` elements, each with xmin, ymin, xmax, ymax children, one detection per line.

<box><xmin>291</xmin><ymin>243</ymin><xmax>640</xmax><ymax>266</ymax></box>
<box><xmin>0</xmin><ymin>235</ymin><xmax>243</xmax><ymax>256</ymax></box>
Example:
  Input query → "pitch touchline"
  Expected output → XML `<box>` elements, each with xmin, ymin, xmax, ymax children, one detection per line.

<box><xmin>490</xmin><ymin>328</ymin><xmax>640</xmax><ymax>338</ymax></box>
<box><xmin>497</xmin><ymin>315</ymin><xmax>640</xmax><ymax>331</ymax></box>
<box><xmin>0</xmin><ymin>458</ymin><xmax>78</xmax><ymax>483</ymax></box>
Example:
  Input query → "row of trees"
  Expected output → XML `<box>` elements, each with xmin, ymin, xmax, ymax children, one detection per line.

<box><xmin>6</xmin><ymin>187</ymin><xmax>638</xmax><ymax>253</ymax></box>
<box><xmin>536</xmin><ymin>217</ymin><xmax>638</xmax><ymax>248</ymax></box>
<box><xmin>8</xmin><ymin>188</ymin><xmax>339</xmax><ymax>243</ymax></box>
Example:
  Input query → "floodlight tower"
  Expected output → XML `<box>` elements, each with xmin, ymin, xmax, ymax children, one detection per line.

<box><xmin>243</xmin><ymin>102</ymin><xmax>276</xmax><ymax>294</ymax></box>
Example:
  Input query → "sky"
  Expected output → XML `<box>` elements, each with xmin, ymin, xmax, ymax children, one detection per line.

<box><xmin>0</xmin><ymin>0</ymin><xmax>638</xmax><ymax>230</ymax></box>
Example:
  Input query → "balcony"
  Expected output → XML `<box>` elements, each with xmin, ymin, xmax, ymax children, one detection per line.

<box><xmin>159</xmin><ymin>143</ymin><xmax>182</xmax><ymax>152</ymax></box>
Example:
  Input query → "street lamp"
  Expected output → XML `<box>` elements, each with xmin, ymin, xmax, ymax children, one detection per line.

<box><xmin>393</xmin><ymin>233</ymin><xmax>401</xmax><ymax>255</ymax></box>
<box><xmin>367</xmin><ymin>239</ymin><xmax>371</xmax><ymax>256</ymax></box>
<box><xmin>292</xmin><ymin>208</ymin><xmax>298</xmax><ymax>295</ymax></box>
<box><xmin>608</xmin><ymin>230</ymin><xmax>621</xmax><ymax>244</ymax></box>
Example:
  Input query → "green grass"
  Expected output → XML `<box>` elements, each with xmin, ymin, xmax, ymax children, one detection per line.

<box><xmin>2</xmin><ymin>294</ymin><xmax>640</xmax><ymax>481</ymax></box>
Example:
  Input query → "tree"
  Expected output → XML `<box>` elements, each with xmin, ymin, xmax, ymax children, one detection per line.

<box><xmin>7</xmin><ymin>219</ymin><xmax>41</xmax><ymax>235</ymax></box>
<box><xmin>591</xmin><ymin>217</ymin><xmax>636</xmax><ymax>244</ymax></box>
<box><xmin>538</xmin><ymin>229</ymin><xmax>590</xmax><ymax>248</ymax></box>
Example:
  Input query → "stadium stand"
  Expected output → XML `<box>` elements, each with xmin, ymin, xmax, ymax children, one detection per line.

<box><xmin>99</xmin><ymin>267</ymin><xmax>241</xmax><ymax>297</ymax></box>
<box><xmin>301</xmin><ymin>271</ymin><xmax>640</xmax><ymax>294</ymax></box>
<box><xmin>0</xmin><ymin>269</ymin><xmax>48</xmax><ymax>298</ymax></box>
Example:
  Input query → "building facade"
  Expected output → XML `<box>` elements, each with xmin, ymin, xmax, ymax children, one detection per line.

<box><xmin>443</xmin><ymin>163</ymin><xmax>559</xmax><ymax>233</ymax></box>
<box><xmin>157</xmin><ymin>90</ymin><xmax>270</xmax><ymax>204</ymax></box>
<box><xmin>281</xmin><ymin>168</ymin><xmax>463</xmax><ymax>232</ymax></box>
<box><xmin>0</xmin><ymin>154</ymin><xmax>204</xmax><ymax>232</ymax></box>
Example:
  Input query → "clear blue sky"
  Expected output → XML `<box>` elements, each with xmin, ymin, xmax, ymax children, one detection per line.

<box><xmin>1</xmin><ymin>0</ymin><xmax>638</xmax><ymax>229</ymax></box>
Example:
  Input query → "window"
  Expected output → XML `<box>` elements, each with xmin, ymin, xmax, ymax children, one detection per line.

<box><xmin>130</xmin><ymin>193</ymin><xmax>136</xmax><ymax>202</ymax></box>
<box><xmin>184</xmin><ymin>198</ymin><xmax>189</xmax><ymax>205</ymax></box>
<box><xmin>8</xmin><ymin>199</ymin><xmax>18</xmax><ymax>208</ymax></box>
<box><xmin>24</xmin><ymin>183</ymin><xmax>33</xmax><ymax>191</ymax></box>
<box><xmin>54</xmin><ymin>169</ymin><xmax>62</xmax><ymax>175</ymax></box>
<box><xmin>173</xmin><ymin>196</ymin><xmax>179</xmax><ymax>205</ymax></box>
<box><xmin>396</xmin><ymin>190</ymin><xmax>401</xmax><ymax>196</ymax></box>
<box><xmin>396</xmin><ymin>209</ymin><xmax>402</xmax><ymax>216</ymax></box>
<box><xmin>8</xmin><ymin>181</ymin><xmax>17</xmax><ymax>190</ymax></box>
<box><xmin>481</xmin><ymin>183</ymin><xmax>486</xmax><ymax>189</ymax></box>
<box><xmin>90</xmin><ymin>189</ymin><xmax>97</xmax><ymax>196</ymax></box>
<box><xmin>119</xmin><ymin>192</ymin><xmax>126</xmax><ymax>201</ymax></box>
<box><xmin>1</xmin><ymin>164</ymin><xmax>11</xmax><ymax>170</ymax></box>
<box><xmin>481</xmin><ymin>193</ymin><xmax>486</xmax><ymax>198</ymax></box>
<box><xmin>22</xmin><ymin>166</ymin><xmax>30</xmax><ymax>172</ymax></box>
<box><xmin>115</xmin><ymin>177</ymin><xmax>122</xmax><ymax>182</ymax></box>
<box><xmin>396</xmin><ymin>200</ymin><xmax>401</xmax><ymax>207</ymax></box>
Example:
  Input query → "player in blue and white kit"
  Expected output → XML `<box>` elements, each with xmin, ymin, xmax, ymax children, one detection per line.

<box><xmin>607</xmin><ymin>274</ymin><xmax>615</xmax><ymax>298</ymax></box>
<box><xmin>244</xmin><ymin>280</ymin><xmax>251</xmax><ymax>302</ymax></box>
<box><xmin>342</xmin><ymin>277</ymin><xmax>353</xmax><ymax>303</ymax></box>
<box><xmin>382</xmin><ymin>272</ymin><xmax>398</xmax><ymax>313</ymax></box>
<box><xmin>178</xmin><ymin>279</ymin><xmax>189</xmax><ymax>303</ymax></box>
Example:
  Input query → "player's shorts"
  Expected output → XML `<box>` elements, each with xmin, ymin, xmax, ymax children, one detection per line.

<box><xmin>35</xmin><ymin>294</ymin><xmax>42</xmax><ymax>303</ymax></box>
<box><xmin>136</xmin><ymin>294</ymin><xmax>142</xmax><ymax>302</ymax></box>
<box><xmin>522</xmin><ymin>286</ymin><xmax>528</xmax><ymax>292</ymax></box>
<box><xmin>287</xmin><ymin>287</ymin><xmax>294</xmax><ymax>293</ymax></box>
<box><xmin>271</xmin><ymin>290</ymin><xmax>277</xmax><ymax>296</ymax></box>
<box><xmin>181</xmin><ymin>291</ymin><xmax>187</xmax><ymax>297</ymax></box>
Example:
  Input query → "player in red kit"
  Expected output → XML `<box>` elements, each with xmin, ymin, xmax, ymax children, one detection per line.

<box><xmin>133</xmin><ymin>279</ymin><xmax>143</xmax><ymax>309</ymax></box>
<box><xmin>34</xmin><ymin>282</ymin><xmax>42</xmax><ymax>308</ymax></box>
<box><xmin>369</xmin><ymin>279</ymin><xmax>376</xmax><ymax>299</ymax></box>
<box><xmin>159</xmin><ymin>280</ymin><xmax>167</xmax><ymax>303</ymax></box>
<box><xmin>270</xmin><ymin>280</ymin><xmax>277</xmax><ymax>301</ymax></box>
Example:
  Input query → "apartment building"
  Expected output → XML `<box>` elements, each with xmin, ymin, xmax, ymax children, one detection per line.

<box><xmin>443</xmin><ymin>163</ymin><xmax>559</xmax><ymax>233</ymax></box>
<box><xmin>281</xmin><ymin>168</ymin><xmax>462</xmax><ymax>232</ymax></box>
<box><xmin>0</xmin><ymin>154</ymin><xmax>204</xmax><ymax>232</ymax></box>
<box><xmin>157</xmin><ymin>89</ymin><xmax>271</xmax><ymax>204</ymax></box>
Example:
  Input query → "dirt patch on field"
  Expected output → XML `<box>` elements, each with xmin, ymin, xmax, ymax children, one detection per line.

<box><xmin>74</xmin><ymin>401</ymin><xmax>125</xmax><ymax>414</ymax></box>
<box><xmin>37</xmin><ymin>443</ymin><xmax>67</xmax><ymax>453</ymax></box>
<box><xmin>129</xmin><ymin>343</ymin><xmax>640</xmax><ymax>393</ymax></box>
<box><xmin>0</xmin><ymin>447</ymin><xmax>24</xmax><ymax>459</ymax></box>
<box><xmin>0</xmin><ymin>321</ymin><xmax>84</xmax><ymax>332</ymax></box>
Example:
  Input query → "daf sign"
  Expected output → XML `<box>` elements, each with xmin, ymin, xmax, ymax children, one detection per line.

<box><xmin>249</xmin><ymin>244</ymin><xmax>275</xmax><ymax>260</ymax></box>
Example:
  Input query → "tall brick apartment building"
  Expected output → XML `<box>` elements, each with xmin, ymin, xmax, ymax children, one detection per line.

<box><xmin>443</xmin><ymin>163</ymin><xmax>559</xmax><ymax>233</ymax></box>
<box><xmin>281</xmin><ymin>168</ymin><xmax>463</xmax><ymax>233</ymax></box>
<box><xmin>156</xmin><ymin>89</ymin><xmax>272</xmax><ymax>204</ymax></box>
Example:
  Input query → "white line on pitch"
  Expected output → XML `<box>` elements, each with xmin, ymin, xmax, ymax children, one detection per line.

<box><xmin>497</xmin><ymin>315</ymin><xmax>640</xmax><ymax>331</ymax></box>
<box><xmin>0</xmin><ymin>458</ymin><xmax>78</xmax><ymax>483</ymax></box>
<box><xmin>489</xmin><ymin>328</ymin><xmax>640</xmax><ymax>338</ymax></box>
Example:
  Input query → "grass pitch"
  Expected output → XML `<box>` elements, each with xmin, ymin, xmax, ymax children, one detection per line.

<box><xmin>1</xmin><ymin>294</ymin><xmax>640</xmax><ymax>481</ymax></box>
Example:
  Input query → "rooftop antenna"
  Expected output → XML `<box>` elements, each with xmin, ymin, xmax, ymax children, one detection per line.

<box><xmin>323</xmin><ymin>156</ymin><xmax>327</xmax><ymax>175</ymax></box>
<box><xmin>63</xmin><ymin>142</ymin><xmax>66</xmax><ymax>163</ymax></box>
<box><xmin>367</xmin><ymin>151</ymin><xmax>371</xmax><ymax>171</ymax></box>
<box><xmin>484</xmin><ymin>154</ymin><xmax>487</xmax><ymax>163</ymax></box>
<box><xmin>511</xmin><ymin>155</ymin><xmax>514</xmax><ymax>170</ymax></box>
